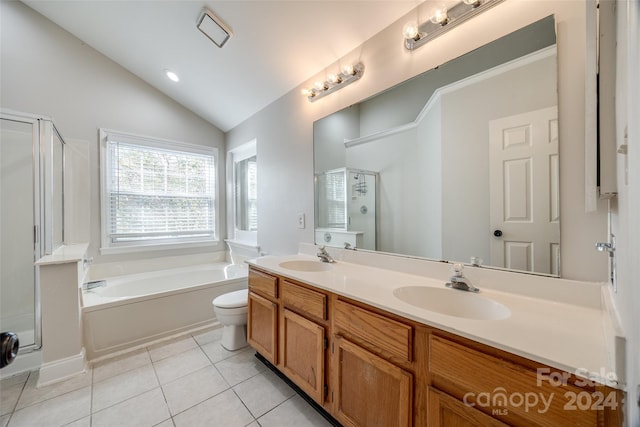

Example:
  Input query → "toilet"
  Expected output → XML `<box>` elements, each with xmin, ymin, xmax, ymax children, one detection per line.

<box><xmin>212</xmin><ymin>289</ymin><xmax>249</xmax><ymax>351</ymax></box>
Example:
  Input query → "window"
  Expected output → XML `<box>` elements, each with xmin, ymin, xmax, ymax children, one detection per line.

<box><xmin>228</xmin><ymin>140</ymin><xmax>257</xmax><ymax>244</ymax></box>
<box><xmin>318</xmin><ymin>169</ymin><xmax>346</xmax><ymax>229</ymax></box>
<box><xmin>100</xmin><ymin>129</ymin><xmax>218</xmax><ymax>253</ymax></box>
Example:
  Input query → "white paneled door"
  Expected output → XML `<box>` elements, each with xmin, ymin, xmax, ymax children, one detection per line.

<box><xmin>489</xmin><ymin>107</ymin><xmax>560</xmax><ymax>275</ymax></box>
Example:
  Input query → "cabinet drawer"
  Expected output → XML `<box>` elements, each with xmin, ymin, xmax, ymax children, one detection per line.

<box><xmin>282</xmin><ymin>280</ymin><xmax>327</xmax><ymax>321</ymax></box>
<box><xmin>248</xmin><ymin>268</ymin><xmax>278</xmax><ymax>299</ymax></box>
<box><xmin>334</xmin><ymin>300</ymin><xmax>412</xmax><ymax>362</ymax></box>
<box><xmin>429</xmin><ymin>335</ymin><xmax>599</xmax><ymax>426</ymax></box>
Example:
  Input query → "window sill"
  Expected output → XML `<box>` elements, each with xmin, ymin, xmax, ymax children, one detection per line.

<box><xmin>100</xmin><ymin>240</ymin><xmax>220</xmax><ymax>256</ymax></box>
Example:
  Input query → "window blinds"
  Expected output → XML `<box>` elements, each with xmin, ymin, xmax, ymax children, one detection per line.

<box><xmin>105</xmin><ymin>138</ymin><xmax>216</xmax><ymax>244</ymax></box>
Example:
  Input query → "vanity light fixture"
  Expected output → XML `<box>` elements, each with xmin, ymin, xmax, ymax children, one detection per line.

<box><xmin>302</xmin><ymin>62</ymin><xmax>365</xmax><ymax>102</ymax></box>
<box><xmin>404</xmin><ymin>0</ymin><xmax>504</xmax><ymax>50</ymax></box>
<box><xmin>197</xmin><ymin>8</ymin><xmax>232</xmax><ymax>48</ymax></box>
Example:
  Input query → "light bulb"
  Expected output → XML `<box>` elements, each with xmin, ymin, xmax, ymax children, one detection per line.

<box><xmin>463</xmin><ymin>0</ymin><xmax>481</xmax><ymax>6</ymax></box>
<box><xmin>327</xmin><ymin>73</ymin><xmax>341</xmax><ymax>84</ymax></box>
<box><xmin>430</xmin><ymin>7</ymin><xmax>449</xmax><ymax>25</ymax></box>
<box><xmin>341</xmin><ymin>64</ymin><xmax>355</xmax><ymax>76</ymax></box>
<box><xmin>402</xmin><ymin>22</ymin><xmax>419</xmax><ymax>39</ymax></box>
<box><xmin>301</xmin><ymin>88</ymin><xmax>312</xmax><ymax>96</ymax></box>
<box><xmin>314</xmin><ymin>81</ymin><xmax>327</xmax><ymax>91</ymax></box>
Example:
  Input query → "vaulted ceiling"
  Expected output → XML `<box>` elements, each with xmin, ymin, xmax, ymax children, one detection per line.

<box><xmin>23</xmin><ymin>1</ymin><xmax>420</xmax><ymax>132</ymax></box>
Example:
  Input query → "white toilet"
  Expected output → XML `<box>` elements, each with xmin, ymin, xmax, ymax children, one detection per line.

<box><xmin>212</xmin><ymin>289</ymin><xmax>249</xmax><ymax>351</ymax></box>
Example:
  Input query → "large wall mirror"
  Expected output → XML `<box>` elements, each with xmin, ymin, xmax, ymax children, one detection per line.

<box><xmin>314</xmin><ymin>16</ymin><xmax>560</xmax><ymax>276</ymax></box>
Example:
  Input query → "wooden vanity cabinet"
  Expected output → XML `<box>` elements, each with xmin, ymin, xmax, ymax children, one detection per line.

<box><xmin>428</xmin><ymin>333</ymin><xmax>623</xmax><ymax>427</ymax></box>
<box><xmin>331</xmin><ymin>297</ymin><xmax>425</xmax><ymax>427</ymax></box>
<box><xmin>247</xmin><ymin>269</ymin><xmax>278</xmax><ymax>365</ymax></box>
<box><xmin>280</xmin><ymin>279</ymin><xmax>329</xmax><ymax>404</ymax></box>
<box><xmin>246</xmin><ymin>267</ymin><xmax>622</xmax><ymax>427</ymax></box>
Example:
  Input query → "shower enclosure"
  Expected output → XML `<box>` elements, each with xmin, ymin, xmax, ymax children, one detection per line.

<box><xmin>315</xmin><ymin>167</ymin><xmax>377</xmax><ymax>250</ymax></box>
<box><xmin>0</xmin><ymin>110</ymin><xmax>65</xmax><ymax>353</ymax></box>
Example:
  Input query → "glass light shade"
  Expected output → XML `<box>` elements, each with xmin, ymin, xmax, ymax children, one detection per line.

<box><xmin>430</xmin><ymin>7</ymin><xmax>448</xmax><ymax>24</ymax></box>
<box><xmin>402</xmin><ymin>22</ymin><xmax>419</xmax><ymax>39</ymax></box>
<box><xmin>341</xmin><ymin>64</ymin><xmax>354</xmax><ymax>76</ymax></box>
<box><xmin>327</xmin><ymin>74</ymin><xmax>341</xmax><ymax>84</ymax></box>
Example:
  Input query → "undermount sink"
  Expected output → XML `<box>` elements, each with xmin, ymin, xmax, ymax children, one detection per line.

<box><xmin>278</xmin><ymin>260</ymin><xmax>333</xmax><ymax>272</ymax></box>
<box><xmin>392</xmin><ymin>286</ymin><xmax>510</xmax><ymax>320</ymax></box>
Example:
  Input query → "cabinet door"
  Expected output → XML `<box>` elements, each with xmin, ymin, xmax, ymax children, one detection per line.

<box><xmin>247</xmin><ymin>291</ymin><xmax>278</xmax><ymax>364</ymax></box>
<box><xmin>281</xmin><ymin>309</ymin><xmax>325</xmax><ymax>403</ymax></box>
<box><xmin>333</xmin><ymin>336</ymin><xmax>412</xmax><ymax>427</ymax></box>
<box><xmin>428</xmin><ymin>387</ymin><xmax>509</xmax><ymax>427</ymax></box>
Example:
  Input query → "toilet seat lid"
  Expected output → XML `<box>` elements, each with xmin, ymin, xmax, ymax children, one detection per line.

<box><xmin>213</xmin><ymin>289</ymin><xmax>248</xmax><ymax>308</ymax></box>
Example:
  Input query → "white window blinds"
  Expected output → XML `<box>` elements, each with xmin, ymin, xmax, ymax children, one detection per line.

<box><xmin>104</xmin><ymin>133</ymin><xmax>216</xmax><ymax>247</ymax></box>
<box><xmin>325</xmin><ymin>171</ymin><xmax>346</xmax><ymax>228</ymax></box>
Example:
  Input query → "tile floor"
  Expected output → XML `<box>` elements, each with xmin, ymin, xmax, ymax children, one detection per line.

<box><xmin>0</xmin><ymin>328</ymin><xmax>335</xmax><ymax>427</ymax></box>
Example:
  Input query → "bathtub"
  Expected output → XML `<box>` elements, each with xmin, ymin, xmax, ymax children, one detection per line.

<box><xmin>82</xmin><ymin>262</ymin><xmax>247</xmax><ymax>360</ymax></box>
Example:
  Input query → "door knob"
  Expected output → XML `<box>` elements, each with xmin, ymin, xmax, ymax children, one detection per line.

<box><xmin>493</xmin><ymin>229</ymin><xmax>503</xmax><ymax>237</ymax></box>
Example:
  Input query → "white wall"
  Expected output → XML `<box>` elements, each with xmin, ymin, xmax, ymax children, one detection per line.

<box><xmin>611</xmin><ymin>1</ymin><xmax>640</xmax><ymax>425</ymax></box>
<box><xmin>227</xmin><ymin>0</ymin><xmax>608</xmax><ymax>282</ymax></box>
<box><xmin>0</xmin><ymin>1</ymin><xmax>227</xmax><ymax>264</ymax></box>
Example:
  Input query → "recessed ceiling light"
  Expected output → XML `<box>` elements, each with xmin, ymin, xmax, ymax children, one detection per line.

<box><xmin>165</xmin><ymin>70</ymin><xmax>180</xmax><ymax>82</ymax></box>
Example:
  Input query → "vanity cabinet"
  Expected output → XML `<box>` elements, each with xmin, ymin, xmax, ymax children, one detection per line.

<box><xmin>280</xmin><ymin>278</ymin><xmax>329</xmax><ymax>403</ymax></box>
<box><xmin>427</xmin><ymin>386</ymin><xmax>509</xmax><ymax>427</ymax></box>
<box><xmin>247</xmin><ymin>269</ymin><xmax>278</xmax><ymax>364</ymax></box>
<box><xmin>428</xmin><ymin>334</ymin><xmax>623</xmax><ymax>427</ymax></box>
<box><xmin>248</xmin><ymin>268</ymin><xmax>330</xmax><ymax>406</ymax></box>
<box><xmin>246</xmin><ymin>266</ymin><xmax>622</xmax><ymax>427</ymax></box>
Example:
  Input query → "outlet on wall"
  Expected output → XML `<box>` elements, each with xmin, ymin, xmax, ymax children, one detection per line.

<box><xmin>297</xmin><ymin>212</ymin><xmax>305</xmax><ymax>229</ymax></box>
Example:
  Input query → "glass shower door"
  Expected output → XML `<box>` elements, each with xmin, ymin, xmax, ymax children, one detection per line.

<box><xmin>0</xmin><ymin>116</ymin><xmax>40</xmax><ymax>349</ymax></box>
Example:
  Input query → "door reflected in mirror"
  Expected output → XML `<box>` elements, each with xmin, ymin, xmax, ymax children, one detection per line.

<box><xmin>313</xmin><ymin>16</ymin><xmax>559</xmax><ymax>276</ymax></box>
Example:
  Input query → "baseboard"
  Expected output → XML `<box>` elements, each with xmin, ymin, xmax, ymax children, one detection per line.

<box><xmin>37</xmin><ymin>348</ymin><xmax>87</xmax><ymax>387</ymax></box>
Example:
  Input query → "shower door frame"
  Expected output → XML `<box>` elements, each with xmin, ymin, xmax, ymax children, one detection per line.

<box><xmin>1</xmin><ymin>109</ymin><xmax>47</xmax><ymax>352</ymax></box>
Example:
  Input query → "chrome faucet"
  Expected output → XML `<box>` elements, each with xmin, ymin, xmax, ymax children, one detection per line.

<box><xmin>317</xmin><ymin>246</ymin><xmax>335</xmax><ymax>263</ymax></box>
<box><xmin>445</xmin><ymin>263</ymin><xmax>479</xmax><ymax>292</ymax></box>
<box><xmin>83</xmin><ymin>280</ymin><xmax>106</xmax><ymax>291</ymax></box>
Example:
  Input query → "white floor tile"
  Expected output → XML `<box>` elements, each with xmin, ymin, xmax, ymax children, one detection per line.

<box><xmin>92</xmin><ymin>387</ymin><xmax>170</xmax><ymax>427</ymax></box>
<box><xmin>200</xmin><ymin>340</ymin><xmax>240</xmax><ymax>364</ymax></box>
<box><xmin>148</xmin><ymin>336</ymin><xmax>197</xmax><ymax>362</ymax></box>
<box><xmin>233</xmin><ymin>370</ymin><xmax>296</xmax><ymax>418</ymax></box>
<box><xmin>0</xmin><ymin>414</ymin><xmax>10</xmax><ymax>427</ymax></box>
<box><xmin>214</xmin><ymin>349</ymin><xmax>266</xmax><ymax>386</ymax></box>
<box><xmin>153</xmin><ymin>347</ymin><xmax>211</xmax><ymax>385</ymax></box>
<box><xmin>152</xmin><ymin>419</ymin><xmax>175</xmax><ymax>427</ymax></box>
<box><xmin>258</xmin><ymin>395</ymin><xmax>333</xmax><ymax>427</ymax></box>
<box><xmin>92</xmin><ymin>364</ymin><xmax>159</xmax><ymax>412</ymax></box>
<box><xmin>172</xmin><ymin>389</ymin><xmax>254</xmax><ymax>427</ymax></box>
<box><xmin>0</xmin><ymin>372</ymin><xmax>28</xmax><ymax>416</ymax></box>
<box><xmin>161</xmin><ymin>365</ymin><xmax>229</xmax><ymax>415</ymax></box>
<box><xmin>92</xmin><ymin>348</ymin><xmax>151</xmax><ymax>383</ymax></box>
<box><xmin>62</xmin><ymin>416</ymin><xmax>90</xmax><ymax>427</ymax></box>
<box><xmin>8</xmin><ymin>386</ymin><xmax>91</xmax><ymax>427</ymax></box>
<box><xmin>15</xmin><ymin>369</ymin><xmax>92</xmax><ymax>411</ymax></box>
<box><xmin>192</xmin><ymin>327</ymin><xmax>223</xmax><ymax>346</ymax></box>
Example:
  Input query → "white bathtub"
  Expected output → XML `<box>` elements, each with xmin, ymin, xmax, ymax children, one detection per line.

<box><xmin>82</xmin><ymin>262</ymin><xmax>247</xmax><ymax>360</ymax></box>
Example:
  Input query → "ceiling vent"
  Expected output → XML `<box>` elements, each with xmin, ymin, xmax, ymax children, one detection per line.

<box><xmin>197</xmin><ymin>8</ymin><xmax>232</xmax><ymax>48</ymax></box>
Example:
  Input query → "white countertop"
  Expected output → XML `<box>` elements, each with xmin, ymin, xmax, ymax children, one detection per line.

<box><xmin>247</xmin><ymin>251</ymin><xmax>622</xmax><ymax>389</ymax></box>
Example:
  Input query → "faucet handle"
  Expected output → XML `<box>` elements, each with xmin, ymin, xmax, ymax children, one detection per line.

<box><xmin>451</xmin><ymin>262</ymin><xmax>464</xmax><ymax>277</ymax></box>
